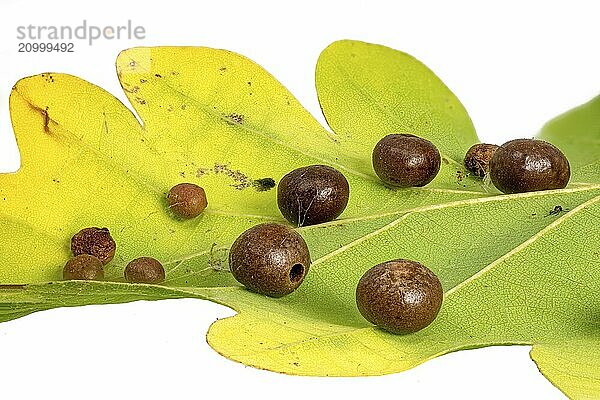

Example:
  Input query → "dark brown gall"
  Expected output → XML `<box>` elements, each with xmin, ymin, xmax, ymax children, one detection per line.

<box><xmin>125</xmin><ymin>257</ymin><xmax>165</xmax><ymax>284</ymax></box>
<box><xmin>464</xmin><ymin>143</ymin><xmax>499</xmax><ymax>178</ymax></box>
<box><xmin>277</xmin><ymin>165</ymin><xmax>349</xmax><ymax>227</ymax></box>
<box><xmin>229</xmin><ymin>223</ymin><xmax>311</xmax><ymax>297</ymax></box>
<box><xmin>63</xmin><ymin>254</ymin><xmax>104</xmax><ymax>281</ymax></box>
<box><xmin>356</xmin><ymin>259</ymin><xmax>443</xmax><ymax>334</ymax></box>
<box><xmin>71</xmin><ymin>227</ymin><xmax>116</xmax><ymax>265</ymax></box>
<box><xmin>167</xmin><ymin>183</ymin><xmax>208</xmax><ymax>219</ymax></box>
<box><xmin>372</xmin><ymin>134</ymin><xmax>441</xmax><ymax>187</ymax></box>
<box><xmin>489</xmin><ymin>139</ymin><xmax>570</xmax><ymax>194</ymax></box>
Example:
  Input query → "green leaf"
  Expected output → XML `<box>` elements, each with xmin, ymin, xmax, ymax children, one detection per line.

<box><xmin>2</xmin><ymin>47</ymin><xmax>484</xmax><ymax>283</ymax></box>
<box><xmin>316</xmin><ymin>40</ymin><xmax>483</xmax><ymax>191</ymax></box>
<box><xmin>1</xmin><ymin>41</ymin><xmax>599</xmax><ymax>399</ymax></box>
<box><xmin>532</xmin><ymin>340</ymin><xmax>600</xmax><ymax>399</ymax></box>
<box><xmin>539</xmin><ymin>95</ymin><xmax>600</xmax><ymax>183</ymax></box>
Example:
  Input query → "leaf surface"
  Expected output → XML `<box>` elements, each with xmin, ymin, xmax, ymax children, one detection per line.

<box><xmin>316</xmin><ymin>40</ymin><xmax>483</xmax><ymax>191</ymax></box>
<box><xmin>1</xmin><ymin>41</ymin><xmax>599</xmax><ymax>399</ymax></box>
<box><xmin>539</xmin><ymin>95</ymin><xmax>600</xmax><ymax>183</ymax></box>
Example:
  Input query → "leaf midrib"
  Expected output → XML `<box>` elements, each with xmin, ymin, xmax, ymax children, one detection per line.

<box><xmin>2</xmin><ymin>185</ymin><xmax>597</xmax><ymax>353</ymax></box>
<box><xmin>13</xmin><ymin>77</ymin><xmax>487</xmax><ymax>235</ymax></box>
<box><xmin>157</xmin><ymin>185</ymin><xmax>600</xmax><ymax>273</ymax></box>
<box><xmin>8</xmin><ymin>88</ymin><xmax>600</xmax><ymax>292</ymax></box>
<box><xmin>9</xmin><ymin>70</ymin><xmax>600</xmax><ymax>354</ymax></box>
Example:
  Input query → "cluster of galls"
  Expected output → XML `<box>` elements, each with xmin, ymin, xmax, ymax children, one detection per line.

<box><xmin>370</xmin><ymin>133</ymin><xmax>571</xmax><ymax>194</ymax></box>
<box><xmin>64</xmin><ymin>227</ymin><xmax>165</xmax><ymax>284</ymax></box>
<box><xmin>228</xmin><ymin>134</ymin><xmax>447</xmax><ymax>335</ymax></box>
<box><xmin>61</xmin><ymin>182</ymin><xmax>211</xmax><ymax>284</ymax></box>
<box><xmin>464</xmin><ymin>139</ymin><xmax>570</xmax><ymax>193</ymax></box>
<box><xmin>62</xmin><ymin>132</ymin><xmax>570</xmax><ymax>337</ymax></box>
<box><xmin>229</xmin><ymin>133</ymin><xmax>571</xmax><ymax>335</ymax></box>
<box><xmin>228</xmin><ymin>166</ymin><xmax>349</xmax><ymax>300</ymax></box>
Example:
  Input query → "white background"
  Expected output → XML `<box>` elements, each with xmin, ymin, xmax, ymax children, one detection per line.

<box><xmin>1</xmin><ymin>1</ymin><xmax>599</xmax><ymax>399</ymax></box>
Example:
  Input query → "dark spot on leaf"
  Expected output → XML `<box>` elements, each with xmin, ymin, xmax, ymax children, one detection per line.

<box><xmin>547</xmin><ymin>205</ymin><xmax>565</xmax><ymax>216</ymax></box>
<box><xmin>225</xmin><ymin>113</ymin><xmax>244</xmax><ymax>125</ymax></box>
<box><xmin>123</xmin><ymin>85</ymin><xmax>140</xmax><ymax>94</ymax></box>
<box><xmin>135</xmin><ymin>97</ymin><xmax>146</xmax><ymax>105</ymax></box>
<box><xmin>252</xmin><ymin>178</ymin><xmax>276</xmax><ymax>192</ymax></box>
<box><xmin>25</xmin><ymin>102</ymin><xmax>53</xmax><ymax>134</ymax></box>
<box><xmin>196</xmin><ymin>167</ymin><xmax>210</xmax><ymax>178</ymax></box>
<box><xmin>155</xmin><ymin>73</ymin><xmax>162</xmax><ymax>78</ymax></box>
<box><xmin>198</xmin><ymin>164</ymin><xmax>271</xmax><ymax>192</ymax></box>
<box><xmin>214</xmin><ymin>162</ymin><xmax>252</xmax><ymax>190</ymax></box>
<box><xmin>140</xmin><ymin>79</ymin><xmax>147</xmax><ymax>84</ymax></box>
<box><xmin>42</xmin><ymin>73</ymin><xmax>55</xmax><ymax>83</ymax></box>
<box><xmin>42</xmin><ymin>107</ymin><xmax>50</xmax><ymax>133</ymax></box>
<box><xmin>181</xmin><ymin>104</ymin><xmax>187</xmax><ymax>110</ymax></box>
<box><xmin>442</xmin><ymin>157</ymin><xmax>449</xmax><ymax>165</ymax></box>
